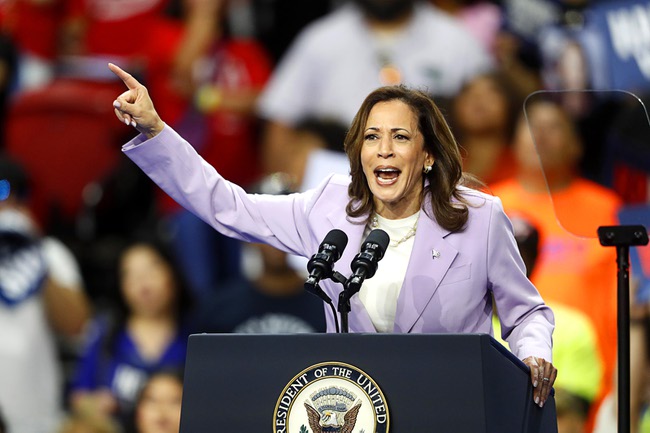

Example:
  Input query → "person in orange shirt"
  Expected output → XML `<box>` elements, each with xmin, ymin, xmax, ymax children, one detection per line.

<box><xmin>491</xmin><ymin>98</ymin><xmax>621</xmax><ymax>412</ymax></box>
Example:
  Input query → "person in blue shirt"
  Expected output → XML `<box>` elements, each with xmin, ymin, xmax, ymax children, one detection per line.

<box><xmin>70</xmin><ymin>239</ymin><xmax>193</xmax><ymax>428</ymax></box>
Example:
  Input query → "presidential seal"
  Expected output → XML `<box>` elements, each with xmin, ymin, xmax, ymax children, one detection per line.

<box><xmin>273</xmin><ymin>362</ymin><xmax>389</xmax><ymax>433</ymax></box>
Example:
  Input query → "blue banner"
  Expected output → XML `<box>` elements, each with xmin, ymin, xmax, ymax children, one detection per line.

<box><xmin>587</xmin><ymin>0</ymin><xmax>650</xmax><ymax>90</ymax></box>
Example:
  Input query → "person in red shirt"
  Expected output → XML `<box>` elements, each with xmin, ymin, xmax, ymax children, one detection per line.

<box><xmin>148</xmin><ymin>0</ymin><xmax>273</xmax><ymax>300</ymax></box>
<box><xmin>62</xmin><ymin>0</ymin><xmax>169</xmax><ymax>59</ymax></box>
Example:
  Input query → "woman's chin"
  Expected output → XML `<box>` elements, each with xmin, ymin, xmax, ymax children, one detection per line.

<box><xmin>373</xmin><ymin>193</ymin><xmax>404</xmax><ymax>210</ymax></box>
<box><xmin>370</xmin><ymin>181</ymin><xmax>400</xmax><ymax>199</ymax></box>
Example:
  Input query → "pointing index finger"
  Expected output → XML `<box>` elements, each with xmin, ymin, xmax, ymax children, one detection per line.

<box><xmin>108</xmin><ymin>63</ymin><xmax>141</xmax><ymax>90</ymax></box>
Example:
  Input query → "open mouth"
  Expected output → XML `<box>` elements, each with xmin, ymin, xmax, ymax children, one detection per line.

<box><xmin>374</xmin><ymin>167</ymin><xmax>400</xmax><ymax>185</ymax></box>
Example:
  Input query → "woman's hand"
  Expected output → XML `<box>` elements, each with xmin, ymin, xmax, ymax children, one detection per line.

<box><xmin>108</xmin><ymin>63</ymin><xmax>165</xmax><ymax>139</ymax></box>
<box><xmin>522</xmin><ymin>356</ymin><xmax>557</xmax><ymax>408</ymax></box>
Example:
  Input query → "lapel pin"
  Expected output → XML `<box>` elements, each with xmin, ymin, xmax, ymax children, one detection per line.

<box><xmin>431</xmin><ymin>249</ymin><xmax>441</xmax><ymax>259</ymax></box>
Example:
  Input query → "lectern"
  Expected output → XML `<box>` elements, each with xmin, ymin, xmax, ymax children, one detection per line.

<box><xmin>179</xmin><ymin>333</ymin><xmax>557</xmax><ymax>432</ymax></box>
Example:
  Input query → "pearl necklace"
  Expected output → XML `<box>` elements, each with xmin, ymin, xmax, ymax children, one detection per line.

<box><xmin>371</xmin><ymin>213</ymin><xmax>419</xmax><ymax>248</ymax></box>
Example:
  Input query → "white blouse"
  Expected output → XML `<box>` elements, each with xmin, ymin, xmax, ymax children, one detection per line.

<box><xmin>359</xmin><ymin>212</ymin><xmax>419</xmax><ymax>333</ymax></box>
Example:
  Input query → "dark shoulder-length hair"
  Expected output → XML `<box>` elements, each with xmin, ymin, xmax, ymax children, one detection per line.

<box><xmin>344</xmin><ymin>85</ymin><xmax>473</xmax><ymax>232</ymax></box>
<box><xmin>101</xmin><ymin>237</ymin><xmax>194</xmax><ymax>366</ymax></box>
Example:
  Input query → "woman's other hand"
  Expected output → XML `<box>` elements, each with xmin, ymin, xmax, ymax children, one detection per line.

<box><xmin>108</xmin><ymin>63</ymin><xmax>165</xmax><ymax>139</ymax></box>
<box><xmin>523</xmin><ymin>356</ymin><xmax>557</xmax><ymax>408</ymax></box>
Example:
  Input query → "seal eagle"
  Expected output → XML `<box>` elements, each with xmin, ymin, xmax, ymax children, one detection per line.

<box><xmin>304</xmin><ymin>401</ymin><xmax>362</xmax><ymax>433</ymax></box>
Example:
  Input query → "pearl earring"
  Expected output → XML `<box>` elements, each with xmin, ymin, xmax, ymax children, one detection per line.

<box><xmin>423</xmin><ymin>165</ymin><xmax>432</xmax><ymax>174</ymax></box>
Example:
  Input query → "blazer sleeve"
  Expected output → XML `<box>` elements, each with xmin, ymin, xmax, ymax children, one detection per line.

<box><xmin>487</xmin><ymin>197</ymin><xmax>555</xmax><ymax>361</ymax></box>
<box><xmin>121</xmin><ymin>125</ymin><xmax>322</xmax><ymax>258</ymax></box>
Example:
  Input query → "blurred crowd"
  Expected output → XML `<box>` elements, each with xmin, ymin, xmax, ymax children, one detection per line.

<box><xmin>0</xmin><ymin>0</ymin><xmax>649</xmax><ymax>432</ymax></box>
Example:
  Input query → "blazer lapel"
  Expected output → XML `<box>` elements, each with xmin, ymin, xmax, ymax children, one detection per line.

<box><xmin>393</xmin><ymin>209</ymin><xmax>458</xmax><ymax>333</ymax></box>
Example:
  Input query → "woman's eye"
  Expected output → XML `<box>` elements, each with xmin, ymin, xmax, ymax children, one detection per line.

<box><xmin>395</xmin><ymin>134</ymin><xmax>409</xmax><ymax>140</ymax></box>
<box><xmin>364</xmin><ymin>134</ymin><xmax>378</xmax><ymax>140</ymax></box>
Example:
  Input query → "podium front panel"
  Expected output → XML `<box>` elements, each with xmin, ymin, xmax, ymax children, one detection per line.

<box><xmin>179</xmin><ymin>333</ymin><xmax>556</xmax><ymax>432</ymax></box>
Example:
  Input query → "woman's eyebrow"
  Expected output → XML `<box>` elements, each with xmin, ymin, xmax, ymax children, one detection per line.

<box><xmin>364</xmin><ymin>127</ymin><xmax>411</xmax><ymax>133</ymax></box>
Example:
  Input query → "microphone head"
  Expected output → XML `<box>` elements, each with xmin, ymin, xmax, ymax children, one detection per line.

<box><xmin>364</xmin><ymin>229</ymin><xmax>390</xmax><ymax>259</ymax></box>
<box><xmin>321</xmin><ymin>229</ymin><xmax>348</xmax><ymax>259</ymax></box>
<box><xmin>307</xmin><ymin>229</ymin><xmax>348</xmax><ymax>281</ymax></box>
<box><xmin>347</xmin><ymin>229</ymin><xmax>390</xmax><ymax>294</ymax></box>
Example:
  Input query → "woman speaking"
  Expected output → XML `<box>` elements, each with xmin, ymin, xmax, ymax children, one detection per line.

<box><xmin>108</xmin><ymin>63</ymin><xmax>556</xmax><ymax>408</ymax></box>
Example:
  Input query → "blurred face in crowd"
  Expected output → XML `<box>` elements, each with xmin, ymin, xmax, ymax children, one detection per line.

<box><xmin>454</xmin><ymin>75</ymin><xmax>509</xmax><ymax>136</ymax></box>
<box><xmin>361</xmin><ymin>99</ymin><xmax>433</xmax><ymax>218</ymax></box>
<box><xmin>513</xmin><ymin>101</ymin><xmax>582</xmax><ymax>174</ymax></box>
<box><xmin>120</xmin><ymin>245</ymin><xmax>177</xmax><ymax>318</ymax></box>
<box><xmin>135</xmin><ymin>374</ymin><xmax>183</xmax><ymax>433</ymax></box>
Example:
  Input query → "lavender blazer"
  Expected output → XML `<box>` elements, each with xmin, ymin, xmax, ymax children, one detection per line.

<box><xmin>123</xmin><ymin>125</ymin><xmax>554</xmax><ymax>361</ymax></box>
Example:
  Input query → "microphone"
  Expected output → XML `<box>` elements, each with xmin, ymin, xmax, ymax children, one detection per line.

<box><xmin>346</xmin><ymin>229</ymin><xmax>390</xmax><ymax>296</ymax></box>
<box><xmin>304</xmin><ymin>229</ymin><xmax>348</xmax><ymax>301</ymax></box>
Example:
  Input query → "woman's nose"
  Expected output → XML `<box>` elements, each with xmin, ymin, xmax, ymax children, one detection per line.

<box><xmin>377</xmin><ymin>137</ymin><xmax>394</xmax><ymax>158</ymax></box>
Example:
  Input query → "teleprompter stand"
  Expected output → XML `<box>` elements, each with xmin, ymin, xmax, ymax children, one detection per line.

<box><xmin>598</xmin><ymin>225</ymin><xmax>649</xmax><ymax>433</ymax></box>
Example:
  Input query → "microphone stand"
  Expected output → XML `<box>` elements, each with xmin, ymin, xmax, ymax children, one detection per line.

<box><xmin>597</xmin><ymin>225</ymin><xmax>648</xmax><ymax>433</ymax></box>
<box><xmin>330</xmin><ymin>272</ymin><xmax>352</xmax><ymax>333</ymax></box>
<box><xmin>338</xmin><ymin>275</ymin><xmax>366</xmax><ymax>333</ymax></box>
<box><xmin>311</xmin><ymin>271</ymin><xmax>348</xmax><ymax>334</ymax></box>
<box><xmin>311</xmin><ymin>281</ymin><xmax>341</xmax><ymax>334</ymax></box>
<box><xmin>338</xmin><ymin>288</ymin><xmax>351</xmax><ymax>334</ymax></box>
<box><xmin>338</xmin><ymin>274</ymin><xmax>370</xmax><ymax>333</ymax></box>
